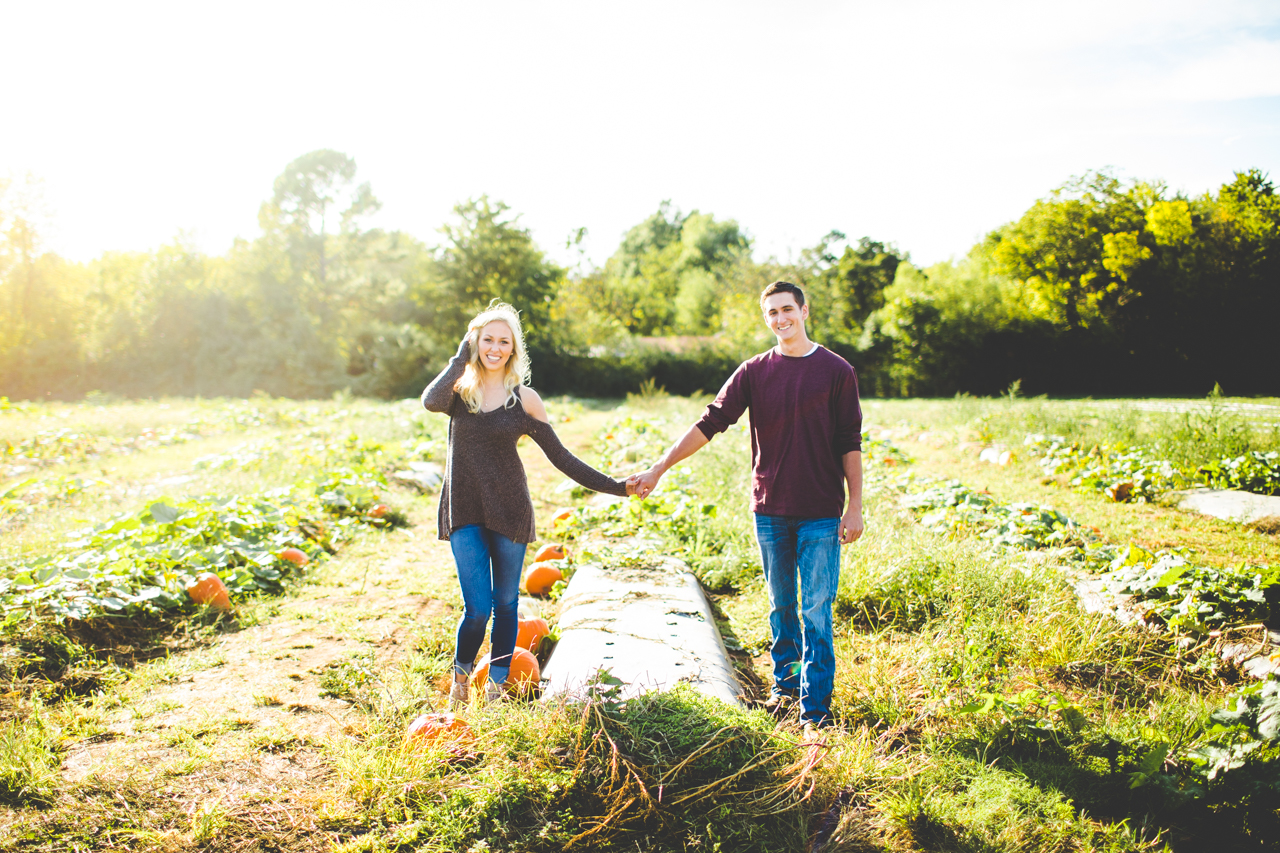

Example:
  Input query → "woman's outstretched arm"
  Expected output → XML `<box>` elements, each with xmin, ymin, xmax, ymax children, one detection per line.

<box><xmin>519</xmin><ymin>387</ymin><xmax>629</xmax><ymax>497</ymax></box>
<box><xmin>422</xmin><ymin>337</ymin><xmax>471</xmax><ymax>413</ymax></box>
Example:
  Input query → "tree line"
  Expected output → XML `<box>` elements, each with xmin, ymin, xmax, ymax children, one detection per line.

<box><xmin>1</xmin><ymin>151</ymin><xmax>1276</xmax><ymax>401</ymax></box>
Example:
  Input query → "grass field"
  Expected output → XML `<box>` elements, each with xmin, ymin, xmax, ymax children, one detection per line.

<box><xmin>1</xmin><ymin>393</ymin><xmax>1277</xmax><ymax>852</ymax></box>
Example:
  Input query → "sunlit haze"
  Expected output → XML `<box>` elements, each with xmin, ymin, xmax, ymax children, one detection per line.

<box><xmin>4</xmin><ymin>0</ymin><xmax>1279</xmax><ymax>268</ymax></box>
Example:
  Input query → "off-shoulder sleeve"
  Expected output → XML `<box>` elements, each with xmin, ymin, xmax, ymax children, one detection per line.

<box><xmin>523</xmin><ymin>415</ymin><xmax>628</xmax><ymax>497</ymax></box>
<box><xmin>422</xmin><ymin>340</ymin><xmax>470</xmax><ymax>413</ymax></box>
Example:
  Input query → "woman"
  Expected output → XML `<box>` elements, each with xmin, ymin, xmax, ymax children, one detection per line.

<box><xmin>421</xmin><ymin>302</ymin><xmax>633</xmax><ymax>706</ymax></box>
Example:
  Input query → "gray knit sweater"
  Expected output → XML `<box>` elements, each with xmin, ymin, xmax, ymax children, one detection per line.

<box><xmin>421</xmin><ymin>341</ymin><xmax>628</xmax><ymax>544</ymax></box>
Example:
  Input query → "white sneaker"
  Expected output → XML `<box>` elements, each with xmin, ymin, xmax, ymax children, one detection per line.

<box><xmin>482</xmin><ymin>681</ymin><xmax>504</xmax><ymax>705</ymax></box>
<box><xmin>448</xmin><ymin>677</ymin><xmax>470</xmax><ymax>710</ymax></box>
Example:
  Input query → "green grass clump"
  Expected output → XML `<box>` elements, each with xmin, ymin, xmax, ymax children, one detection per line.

<box><xmin>320</xmin><ymin>651</ymin><xmax>379</xmax><ymax>703</ymax></box>
<box><xmin>0</xmin><ymin>703</ymin><xmax>60</xmax><ymax>806</ymax></box>
<box><xmin>884</xmin><ymin>755</ymin><xmax>1143</xmax><ymax>853</ymax></box>
<box><xmin>336</xmin><ymin>686</ymin><xmax>817</xmax><ymax>852</ymax></box>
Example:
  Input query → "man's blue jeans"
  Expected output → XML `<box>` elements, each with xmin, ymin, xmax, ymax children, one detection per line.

<box><xmin>754</xmin><ymin>514</ymin><xmax>841</xmax><ymax>724</ymax></box>
<box><xmin>449</xmin><ymin>524</ymin><xmax>527</xmax><ymax>685</ymax></box>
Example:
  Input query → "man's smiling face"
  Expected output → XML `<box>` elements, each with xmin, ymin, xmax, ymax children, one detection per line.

<box><xmin>762</xmin><ymin>292</ymin><xmax>809</xmax><ymax>344</ymax></box>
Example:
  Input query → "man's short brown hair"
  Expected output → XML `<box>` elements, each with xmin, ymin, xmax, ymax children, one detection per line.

<box><xmin>760</xmin><ymin>280</ymin><xmax>805</xmax><ymax>308</ymax></box>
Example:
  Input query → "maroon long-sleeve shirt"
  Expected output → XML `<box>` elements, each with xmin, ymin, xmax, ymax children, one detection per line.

<box><xmin>694</xmin><ymin>345</ymin><xmax>861</xmax><ymax>518</ymax></box>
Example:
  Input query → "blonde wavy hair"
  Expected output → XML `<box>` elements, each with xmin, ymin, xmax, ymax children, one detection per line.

<box><xmin>455</xmin><ymin>301</ymin><xmax>532</xmax><ymax>414</ymax></box>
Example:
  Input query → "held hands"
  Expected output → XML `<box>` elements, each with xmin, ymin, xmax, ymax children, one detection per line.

<box><xmin>627</xmin><ymin>467</ymin><xmax>662</xmax><ymax>500</ymax></box>
<box><xmin>839</xmin><ymin>505</ymin><xmax>864</xmax><ymax>545</ymax></box>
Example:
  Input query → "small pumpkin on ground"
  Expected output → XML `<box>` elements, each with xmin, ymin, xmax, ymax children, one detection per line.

<box><xmin>533</xmin><ymin>543</ymin><xmax>566</xmax><ymax>562</ymax></box>
<box><xmin>523</xmin><ymin>562</ymin><xmax>564</xmax><ymax>595</ymax></box>
<box><xmin>516</xmin><ymin>615</ymin><xmax>550</xmax><ymax>652</ymax></box>
<box><xmin>279</xmin><ymin>547</ymin><xmax>310</xmax><ymax>566</ymax></box>
<box><xmin>471</xmin><ymin>647</ymin><xmax>541</xmax><ymax>695</ymax></box>
<box><xmin>186</xmin><ymin>572</ymin><xmax>231</xmax><ymax>611</ymax></box>
<box><xmin>406</xmin><ymin>711</ymin><xmax>473</xmax><ymax>746</ymax></box>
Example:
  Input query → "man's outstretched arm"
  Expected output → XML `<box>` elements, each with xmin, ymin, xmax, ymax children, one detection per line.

<box><xmin>840</xmin><ymin>450</ymin><xmax>864</xmax><ymax>544</ymax></box>
<box><xmin>628</xmin><ymin>424</ymin><xmax>710</xmax><ymax>498</ymax></box>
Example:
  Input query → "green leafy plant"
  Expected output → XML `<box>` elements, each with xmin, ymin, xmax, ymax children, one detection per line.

<box><xmin>314</xmin><ymin>468</ymin><xmax>407</xmax><ymax>528</ymax></box>
<box><xmin>1188</xmin><ymin>677</ymin><xmax>1280</xmax><ymax>784</ymax></box>
<box><xmin>1100</xmin><ymin>546</ymin><xmax>1279</xmax><ymax>632</ymax></box>
<box><xmin>0</xmin><ymin>493</ymin><xmax>325</xmax><ymax>621</ymax></box>
<box><xmin>1023</xmin><ymin>433</ymin><xmax>1280</xmax><ymax>500</ymax></box>
<box><xmin>957</xmin><ymin>687</ymin><xmax>1087</xmax><ymax>746</ymax></box>
<box><xmin>1199</xmin><ymin>451</ymin><xmax>1280</xmax><ymax>496</ymax></box>
<box><xmin>899</xmin><ymin>476</ymin><xmax>1098</xmax><ymax>551</ymax></box>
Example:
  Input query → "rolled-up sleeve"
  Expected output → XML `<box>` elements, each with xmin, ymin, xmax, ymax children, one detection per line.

<box><xmin>694</xmin><ymin>363</ymin><xmax>751</xmax><ymax>440</ymax></box>
<box><xmin>833</xmin><ymin>366</ymin><xmax>862</xmax><ymax>455</ymax></box>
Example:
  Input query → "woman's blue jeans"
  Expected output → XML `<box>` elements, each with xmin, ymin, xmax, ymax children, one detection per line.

<box><xmin>754</xmin><ymin>514</ymin><xmax>841</xmax><ymax>724</ymax></box>
<box><xmin>449</xmin><ymin>524</ymin><xmax>527</xmax><ymax>685</ymax></box>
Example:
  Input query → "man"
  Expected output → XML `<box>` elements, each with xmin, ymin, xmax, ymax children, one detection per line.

<box><xmin>629</xmin><ymin>281</ymin><xmax>863</xmax><ymax>732</ymax></box>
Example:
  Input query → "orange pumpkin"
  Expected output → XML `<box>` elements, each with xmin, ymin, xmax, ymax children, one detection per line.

<box><xmin>186</xmin><ymin>572</ymin><xmax>231</xmax><ymax>611</ymax></box>
<box><xmin>471</xmin><ymin>647</ymin><xmax>541</xmax><ymax>695</ymax></box>
<box><xmin>279</xmin><ymin>547</ymin><xmax>310</xmax><ymax>566</ymax></box>
<box><xmin>1106</xmin><ymin>481</ymin><xmax>1134</xmax><ymax>503</ymax></box>
<box><xmin>552</xmin><ymin>508</ymin><xmax>574</xmax><ymax>524</ymax></box>
<box><xmin>516</xmin><ymin>615</ymin><xmax>550</xmax><ymax>652</ymax></box>
<box><xmin>533</xmin><ymin>543</ymin><xmax>566</xmax><ymax>562</ymax></box>
<box><xmin>523</xmin><ymin>562</ymin><xmax>564</xmax><ymax>595</ymax></box>
<box><xmin>368</xmin><ymin>504</ymin><xmax>390</xmax><ymax>518</ymax></box>
<box><xmin>406</xmin><ymin>711</ymin><xmax>473</xmax><ymax>745</ymax></box>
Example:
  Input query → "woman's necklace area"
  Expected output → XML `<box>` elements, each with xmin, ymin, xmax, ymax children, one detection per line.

<box><xmin>479</xmin><ymin>379</ymin><xmax>510</xmax><ymax>413</ymax></box>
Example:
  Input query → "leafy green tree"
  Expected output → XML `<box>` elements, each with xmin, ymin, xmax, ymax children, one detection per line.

<box><xmin>260</xmin><ymin>149</ymin><xmax>380</xmax><ymax>288</ymax></box>
<box><xmin>986</xmin><ymin>171</ymin><xmax>1145</xmax><ymax>331</ymax></box>
<box><xmin>676</xmin><ymin>211</ymin><xmax>750</xmax><ymax>271</ymax></box>
<box><xmin>0</xmin><ymin>177</ymin><xmax>91</xmax><ymax>398</ymax></box>
<box><xmin>427</xmin><ymin>196</ymin><xmax>563</xmax><ymax>349</ymax></box>
<box><xmin>1171</xmin><ymin>169</ymin><xmax>1279</xmax><ymax>391</ymax></box>
<box><xmin>1217</xmin><ymin>169</ymin><xmax>1280</xmax><ymax>260</ymax></box>
<box><xmin>6</xmin><ymin>155</ymin><xmax>1278</xmax><ymax>402</ymax></box>
<box><xmin>612</xmin><ymin>201</ymin><xmax>687</xmax><ymax>279</ymax></box>
<box><xmin>594</xmin><ymin>203</ymin><xmax>749</xmax><ymax>335</ymax></box>
<box><xmin>548</xmin><ymin>265</ymin><xmax>631</xmax><ymax>354</ymax></box>
<box><xmin>858</xmin><ymin>294</ymin><xmax>946</xmax><ymax>396</ymax></box>
<box><xmin>229</xmin><ymin>150</ymin><xmax>390</xmax><ymax>396</ymax></box>
<box><xmin>1147</xmin><ymin>199</ymin><xmax>1194</xmax><ymax>246</ymax></box>
<box><xmin>799</xmin><ymin>233</ymin><xmax>903</xmax><ymax>349</ymax></box>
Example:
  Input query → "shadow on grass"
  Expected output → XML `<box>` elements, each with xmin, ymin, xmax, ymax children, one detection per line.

<box><xmin>952</xmin><ymin>734</ymin><xmax>1280</xmax><ymax>853</ymax></box>
<box><xmin>0</xmin><ymin>606</ymin><xmax>244</xmax><ymax>705</ymax></box>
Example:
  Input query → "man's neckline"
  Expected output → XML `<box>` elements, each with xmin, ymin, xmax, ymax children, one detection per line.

<box><xmin>775</xmin><ymin>342</ymin><xmax>819</xmax><ymax>358</ymax></box>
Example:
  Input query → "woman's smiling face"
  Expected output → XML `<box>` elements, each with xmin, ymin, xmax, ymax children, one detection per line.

<box><xmin>476</xmin><ymin>320</ymin><xmax>514</xmax><ymax>374</ymax></box>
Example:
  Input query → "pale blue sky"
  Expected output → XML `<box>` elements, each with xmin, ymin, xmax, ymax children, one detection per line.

<box><xmin>3</xmin><ymin>0</ymin><xmax>1278</xmax><ymax>269</ymax></box>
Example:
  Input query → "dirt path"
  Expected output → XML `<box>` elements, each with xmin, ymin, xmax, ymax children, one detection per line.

<box><xmin>4</xmin><ymin>404</ymin><xmax>618</xmax><ymax>851</ymax></box>
<box><xmin>61</xmin><ymin>592</ymin><xmax>447</xmax><ymax>784</ymax></box>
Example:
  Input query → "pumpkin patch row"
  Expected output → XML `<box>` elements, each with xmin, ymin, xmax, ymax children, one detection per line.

<box><xmin>0</xmin><ymin>480</ymin><xmax>401</xmax><ymax>622</ymax></box>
